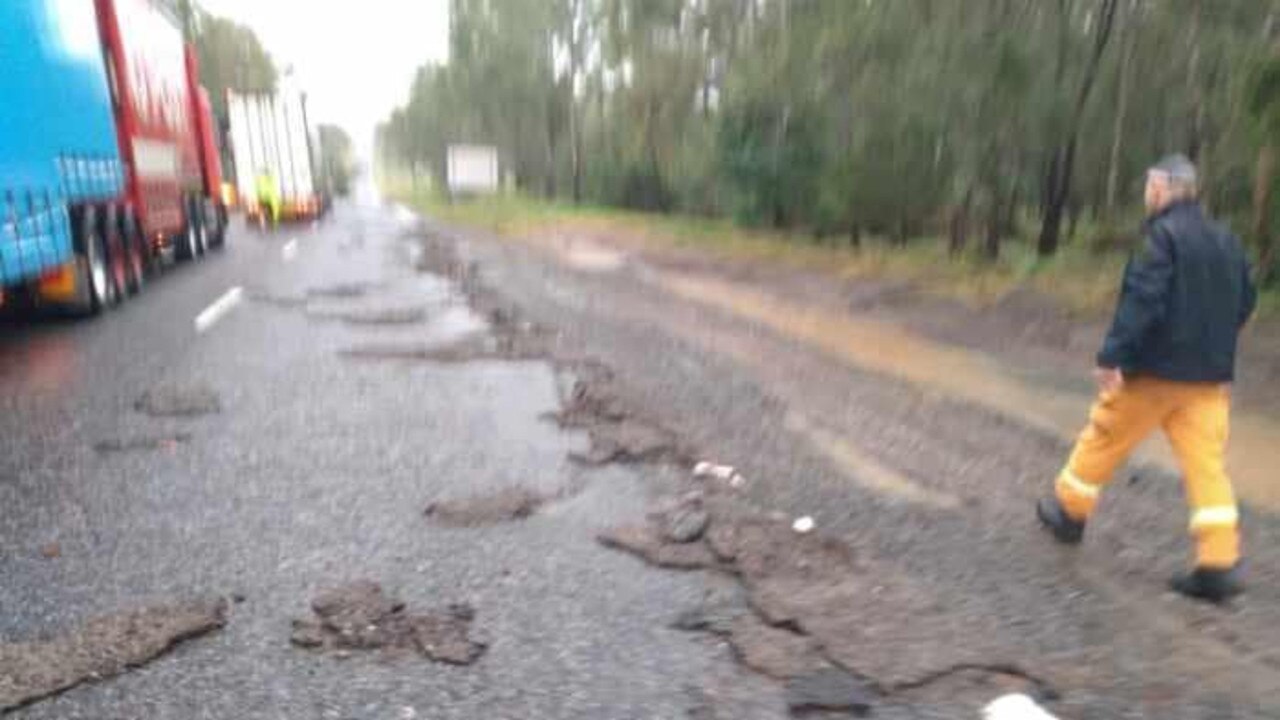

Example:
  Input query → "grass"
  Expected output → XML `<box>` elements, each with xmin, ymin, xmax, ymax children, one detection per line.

<box><xmin>389</xmin><ymin>181</ymin><xmax>1275</xmax><ymax>319</ymax></box>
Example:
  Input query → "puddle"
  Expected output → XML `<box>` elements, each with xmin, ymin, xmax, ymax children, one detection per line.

<box><xmin>656</xmin><ymin>270</ymin><xmax>1280</xmax><ymax>513</ymax></box>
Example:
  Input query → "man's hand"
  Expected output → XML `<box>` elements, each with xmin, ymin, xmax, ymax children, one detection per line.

<box><xmin>1094</xmin><ymin>366</ymin><xmax>1124</xmax><ymax>394</ymax></box>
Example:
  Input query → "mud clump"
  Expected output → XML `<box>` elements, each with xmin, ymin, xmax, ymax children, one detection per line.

<box><xmin>135</xmin><ymin>383</ymin><xmax>221</xmax><ymax>417</ymax></box>
<box><xmin>424</xmin><ymin>488</ymin><xmax>546</xmax><ymax>527</ymax></box>
<box><xmin>553</xmin><ymin>373</ymin><xmax>694</xmax><ymax>467</ymax></box>
<box><xmin>0</xmin><ymin>599</ymin><xmax>227</xmax><ymax>712</ymax></box>
<box><xmin>290</xmin><ymin>581</ymin><xmax>485</xmax><ymax>665</ymax></box>
<box><xmin>93</xmin><ymin>433</ymin><xmax>191</xmax><ymax>454</ymax></box>
<box><xmin>726</xmin><ymin>614</ymin><xmax>828</xmax><ymax>680</ymax></box>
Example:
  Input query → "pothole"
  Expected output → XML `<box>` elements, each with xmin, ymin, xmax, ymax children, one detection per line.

<box><xmin>92</xmin><ymin>433</ymin><xmax>191</xmax><ymax>454</ymax></box>
<box><xmin>307</xmin><ymin>306</ymin><xmax>430</xmax><ymax>326</ymax></box>
<box><xmin>0</xmin><ymin>599</ymin><xmax>227</xmax><ymax>712</ymax></box>
<box><xmin>423</xmin><ymin>488</ymin><xmax>548</xmax><ymax>528</ymax></box>
<box><xmin>290</xmin><ymin>581</ymin><xmax>485</xmax><ymax>665</ymax></box>
<box><xmin>134</xmin><ymin>383</ymin><xmax>221</xmax><ymax>418</ymax></box>
<box><xmin>244</xmin><ymin>289</ymin><xmax>307</xmax><ymax>308</ymax></box>
<box><xmin>306</xmin><ymin>282</ymin><xmax>377</xmax><ymax>299</ymax></box>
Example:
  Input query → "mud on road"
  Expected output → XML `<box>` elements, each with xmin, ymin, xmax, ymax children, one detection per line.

<box><xmin>414</xmin><ymin>218</ymin><xmax>1280</xmax><ymax>718</ymax></box>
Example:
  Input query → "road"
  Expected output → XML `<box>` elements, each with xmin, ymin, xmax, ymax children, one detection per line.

<box><xmin>2</xmin><ymin>188</ymin><xmax>1279</xmax><ymax>718</ymax></box>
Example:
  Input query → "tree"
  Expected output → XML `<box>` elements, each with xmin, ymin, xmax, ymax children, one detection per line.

<box><xmin>1038</xmin><ymin>0</ymin><xmax>1120</xmax><ymax>257</ymax></box>
<box><xmin>189</xmin><ymin>10</ymin><xmax>278</xmax><ymax>118</ymax></box>
<box><xmin>316</xmin><ymin>125</ymin><xmax>356</xmax><ymax>197</ymax></box>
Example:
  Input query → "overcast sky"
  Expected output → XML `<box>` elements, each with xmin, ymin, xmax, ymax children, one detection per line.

<box><xmin>198</xmin><ymin>0</ymin><xmax>449</xmax><ymax>159</ymax></box>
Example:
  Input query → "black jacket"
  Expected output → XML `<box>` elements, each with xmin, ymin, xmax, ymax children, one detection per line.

<box><xmin>1097</xmin><ymin>200</ymin><xmax>1256</xmax><ymax>382</ymax></box>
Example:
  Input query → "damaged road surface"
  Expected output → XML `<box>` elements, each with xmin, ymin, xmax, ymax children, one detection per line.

<box><xmin>6</xmin><ymin>188</ymin><xmax>1280</xmax><ymax>719</ymax></box>
<box><xmin>0</xmin><ymin>195</ymin><xmax>779</xmax><ymax>719</ymax></box>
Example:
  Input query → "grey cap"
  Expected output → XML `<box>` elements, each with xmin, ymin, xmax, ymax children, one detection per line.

<box><xmin>1150</xmin><ymin>154</ymin><xmax>1198</xmax><ymax>184</ymax></box>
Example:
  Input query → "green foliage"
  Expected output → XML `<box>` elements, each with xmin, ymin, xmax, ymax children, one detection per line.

<box><xmin>316</xmin><ymin>125</ymin><xmax>356</xmax><ymax>197</ymax></box>
<box><xmin>378</xmin><ymin>0</ymin><xmax>1280</xmax><ymax>262</ymax></box>
<box><xmin>189</xmin><ymin>9</ymin><xmax>278</xmax><ymax>119</ymax></box>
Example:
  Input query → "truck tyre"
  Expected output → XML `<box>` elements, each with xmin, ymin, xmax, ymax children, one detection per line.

<box><xmin>101</xmin><ymin>204</ymin><xmax>128</xmax><ymax>302</ymax></box>
<box><xmin>176</xmin><ymin>195</ymin><xmax>201</xmax><ymax>262</ymax></box>
<box><xmin>206</xmin><ymin>200</ymin><xmax>227</xmax><ymax>249</ymax></box>
<box><xmin>72</xmin><ymin>205</ymin><xmax>115</xmax><ymax>314</ymax></box>
<box><xmin>122</xmin><ymin>209</ymin><xmax>145</xmax><ymax>295</ymax></box>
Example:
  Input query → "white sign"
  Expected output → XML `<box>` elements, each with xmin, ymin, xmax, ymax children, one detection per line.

<box><xmin>447</xmin><ymin>145</ymin><xmax>499</xmax><ymax>195</ymax></box>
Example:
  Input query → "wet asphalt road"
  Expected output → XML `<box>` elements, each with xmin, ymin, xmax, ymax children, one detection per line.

<box><xmin>0</xmin><ymin>194</ymin><xmax>779</xmax><ymax>719</ymax></box>
<box><xmin>5</xmin><ymin>187</ymin><xmax>1280</xmax><ymax>718</ymax></box>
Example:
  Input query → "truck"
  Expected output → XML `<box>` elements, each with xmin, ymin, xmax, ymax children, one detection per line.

<box><xmin>0</xmin><ymin>0</ymin><xmax>227</xmax><ymax>316</ymax></box>
<box><xmin>226</xmin><ymin>89</ymin><xmax>324</xmax><ymax>226</ymax></box>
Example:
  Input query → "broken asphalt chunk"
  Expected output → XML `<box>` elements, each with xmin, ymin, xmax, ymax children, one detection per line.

<box><xmin>291</xmin><ymin>582</ymin><xmax>485</xmax><ymax>665</ymax></box>
<box><xmin>0</xmin><ymin>599</ymin><xmax>227</xmax><ymax>712</ymax></box>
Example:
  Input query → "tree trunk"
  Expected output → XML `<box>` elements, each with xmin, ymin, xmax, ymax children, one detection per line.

<box><xmin>848</xmin><ymin>221</ymin><xmax>862</xmax><ymax>249</ymax></box>
<box><xmin>1105</xmin><ymin>4</ymin><xmax>1136</xmax><ymax>214</ymax></box>
<box><xmin>1254</xmin><ymin>142</ymin><xmax>1276</xmax><ymax>284</ymax></box>
<box><xmin>1039</xmin><ymin>0</ymin><xmax>1120</xmax><ymax>257</ymax></box>
<box><xmin>1186</xmin><ymin>0</ymin><xmax>1205</xmax><ymax>162</ymax></box>
<box><xmin>949</xmin><ymin>188</ymin><xmax>973</xmax><ymax>256</ymax></box>
<box><xmin>985</xmin><ymin>192</ymin><xmax>1002</xmax><ymax>261</ymax></box>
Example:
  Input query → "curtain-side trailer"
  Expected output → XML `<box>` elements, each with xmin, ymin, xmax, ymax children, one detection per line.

<box><xmin>227</xmin><ymin>90</ymin><xmax>323</xmax><ymax>225</ymax></box>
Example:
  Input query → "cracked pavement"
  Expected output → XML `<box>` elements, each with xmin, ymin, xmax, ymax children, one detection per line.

<box><xmin>2</xmin><ymin>184</ymin><xmax>1279</xmax><ymax>718</ymax></box>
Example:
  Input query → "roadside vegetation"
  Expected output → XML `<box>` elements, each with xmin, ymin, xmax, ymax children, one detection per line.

<box><xmin>378</xmin><ymin>1</ymin><xmax>1280</xmax><ymax>303</ymax></box>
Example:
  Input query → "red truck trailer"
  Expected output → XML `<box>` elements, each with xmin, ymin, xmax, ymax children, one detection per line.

<box><xmin>95</xmin><ymin>0</ymin><xmax>226</xmax><ymax>264</ymax></box>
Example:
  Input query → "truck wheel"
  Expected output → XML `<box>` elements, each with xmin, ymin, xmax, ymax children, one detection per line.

<box><xmin>73</xmin><ymin>206</ymin><xmax>115</xmax><ymax>314</ymax></box>
<box><xmin>101</xmin><ymin>205</ymin><xmax>128</xmax><ymax>301</ymax></box>
<box><xmin>122</xmin><ymin>210</ymin><xmax>146</xmax><ymax>295</ymax></box>
<box><xmin>176</xmin><ymin>196</ymin><xmax>201</xmax><ymax>261</ymax></box>
<box><xmin>206</xmin><ymin>201</ymin><xmax>227</xmax><ymax>249</ymax></box>
<box><xmin>196</xmin><ymin>202</ymin><xmax>210</xmax><ymax>256</ymax></box>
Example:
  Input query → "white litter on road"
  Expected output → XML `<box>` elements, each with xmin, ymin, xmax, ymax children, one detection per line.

<box><xmin>792</xmin><ymin>516</ymin><xmax>816</xmax><ymax>534</ymax></box>
<box><xmin>282</xmin><ymin>238</ymin><xmax>299</xmax><ymax>261</ymax></box>
<box><xmin>982</xmin><ymin>694</ymin><xmax>1059</xmax><ymax>720</ymax></box>
<box><xmin>194</xmin><ymin>286</ymin><xmax>244</xmax><ymax>334</ymax></box>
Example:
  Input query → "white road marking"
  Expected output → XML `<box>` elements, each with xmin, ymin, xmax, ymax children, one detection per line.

<box><xmin>282</xmin><ymin>238</ymin><xmax>299</xmax><ymax>261</ymax></box>
<box><xmin>194</xmin><ymin>286</ymin><xmax>244</xmax><ymax>334</ymax></box>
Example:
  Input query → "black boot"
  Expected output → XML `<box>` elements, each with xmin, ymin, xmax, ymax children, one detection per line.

<box><xmin>1170</xmin><ymin>565</ymin><xmax>1244</xmax><ymax>604</ymax></box>
<box><xmin>1036</xmin><ymin>496</ymin><xmax>1085</xmax><ymax>545</ymax></box>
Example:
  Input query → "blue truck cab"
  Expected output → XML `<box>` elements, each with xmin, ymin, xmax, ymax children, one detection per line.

<box><xmin>0</xmin><ymin>0</ymin><xmax>124</xmax><ymax>295</ymax></box>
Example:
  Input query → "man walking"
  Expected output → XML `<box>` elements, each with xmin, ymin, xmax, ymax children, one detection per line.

<box><xmin>1037</xmin><ymin>154</ymin><xmax>1257</xmax><ymax>603</ymax></box>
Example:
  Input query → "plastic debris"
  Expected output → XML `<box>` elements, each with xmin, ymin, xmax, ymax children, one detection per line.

<box><xmin>792</xmin><ymin>516</ymin><xmax>816</xmax><ymax>534</ymax></box>
<box><xmin>982</xmin><ymin>694</ymin><xmax>1059</xmax><ymax>720</ymax></box>
<box><xmin>694</xmin><ymin>461</ymin><xmax>746</xmax><ymax>487</ymax></box>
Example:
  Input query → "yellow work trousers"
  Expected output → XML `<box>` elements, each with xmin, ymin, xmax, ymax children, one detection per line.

<box><xmin>1055</xmin><ymin>376</ymin><xmax>1240</xmax><ymax>569</ymax></box>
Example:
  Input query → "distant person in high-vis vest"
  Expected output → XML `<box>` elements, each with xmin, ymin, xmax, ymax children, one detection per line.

<box><xmin>255</xmin><ymin>168</ymin><xmax>281</xmax><ymax>228</ymax></box>
<box><xmin>1037</xmin><ymin>154</ymin><xmax>1257</xmax><ymax>603</ymax></box>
